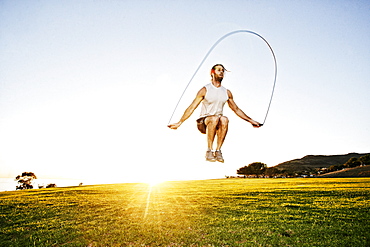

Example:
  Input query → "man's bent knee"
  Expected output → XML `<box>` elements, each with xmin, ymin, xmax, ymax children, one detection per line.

<box><xmin>205</xmin><ymin>115</ymin><xmax>220</xmax><ymax>126</ymax></box>
<box><xmin>219</xmin><ymin>116</ymin><xmax>229</xmax><ymax>126</ymax></box>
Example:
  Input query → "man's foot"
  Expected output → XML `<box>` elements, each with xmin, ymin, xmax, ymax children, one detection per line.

<box><xmin>215</xmin><ymin>150</ymin><xmax>224</xmax><ymax>163</ymax></box>
<box><xmin>206</xmin><ymin>150</ymin><xmax>216</xmax><ymax>162</ymax></box>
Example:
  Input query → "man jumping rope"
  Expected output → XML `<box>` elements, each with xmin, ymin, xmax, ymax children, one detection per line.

<box><xmin>168</xmin><ymin>64</ymin><xmax>261</xmax><ymax>163</ymax></box>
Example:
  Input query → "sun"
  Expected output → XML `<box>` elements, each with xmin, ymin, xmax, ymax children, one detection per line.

<box><xmin>145</xmin><ymin>177</ymin><xmax>166</xmax><ymax>186</ymax></box>
<box><xmin>142</xmin><ymin>174</ymin><xmax>168</xmax><ymax>186</ymax></box>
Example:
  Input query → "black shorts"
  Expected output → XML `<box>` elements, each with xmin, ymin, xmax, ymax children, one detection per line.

<box><xmin>197</xmin><ymin>115</ymin><xmax>223</xmax><ymax>134</ymax></box>
<box><xmin>196</xmin><ymin>117</ymin><xmax>207</xmax><ymax>134</ymax></box>
<box><xmin>197</xmin><ymin>116</ymin><xmax>221</xmax><ymax>134</ymax></box>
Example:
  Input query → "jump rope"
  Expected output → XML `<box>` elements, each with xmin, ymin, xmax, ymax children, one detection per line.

<box><xmin>168</xmin><ymin>30</ymin><xmax>277</xmax><ymax>127</ymax></box>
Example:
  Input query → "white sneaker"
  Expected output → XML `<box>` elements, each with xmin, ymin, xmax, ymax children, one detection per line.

<box><xmin>215</xmin><ymin>150</ymin><xmax>224</xmax><ymax>163</ymax></box>
<box><xmin>205</xmin><ymin>150</ymin><xmax>216</xmax><ymax>162</ymax></box>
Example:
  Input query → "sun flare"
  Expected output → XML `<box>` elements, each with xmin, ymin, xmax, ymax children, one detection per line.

<box><xmin>145</xmin><ymin>177</ymin><xmax>167</xmax><ymax>187</ymax></box>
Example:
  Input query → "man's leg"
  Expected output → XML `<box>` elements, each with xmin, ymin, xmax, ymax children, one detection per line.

<box><xmin>204</xmin><ymin>116</ymin><xmax>220</xmax><ymax>161</ymax></box>
<box><xmin>205</xmin><ymin>116</ymin><xmax>220</xmax><ymax>150</ymax></box>
<box><xmin>214</xmin><ymin>116</ymin><xmax>229</xmax><ymax>162</ymax></box>
<box><xmin>216</xmin><ymin>116</ymin><xmax>229</xmax><ymax>150</ymax></box>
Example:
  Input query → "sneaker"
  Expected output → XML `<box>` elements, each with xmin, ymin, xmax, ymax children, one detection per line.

<box><xmin>205</xmin><ymin>150</ymin><xmax>216</xmax><ymax>162</ymax></box>
<box><xmin>215</xmin><ymin>150</ymin><xmax>224</xmax><ymax>163</ymax></box>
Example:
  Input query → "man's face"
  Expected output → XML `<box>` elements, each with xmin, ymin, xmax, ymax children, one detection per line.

<box><xmin>213</xmin><ymin>65</ymin><xmax>224</xmax><ymax>80</ymax></box>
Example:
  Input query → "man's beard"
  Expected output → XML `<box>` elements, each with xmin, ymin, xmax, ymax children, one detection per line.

<box><xmin>215</xmin><ymin>75</ymin><xmax>223</xmax><ymax>82</ymax></box>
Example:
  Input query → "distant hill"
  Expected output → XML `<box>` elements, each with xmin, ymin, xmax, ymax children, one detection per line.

<box><xmin>274</xmin><ymin>153</ymin><xmax>369</xmax><ymax>172</ymax></box>
<box><xmin>317</xmin><ymin>165</ymin><xmax>370</xmax><ymax>178</ymax></box>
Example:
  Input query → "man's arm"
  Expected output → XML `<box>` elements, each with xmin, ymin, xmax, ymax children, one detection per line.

<box><xmin>227</xmin><ymin>90</ymin><xmax>261</xmax><ymax>128</ymax></box>
<box><xmin>168</xmin><ymin>87</ymin><xmax>206</xmax><ymax>129</ymax></box>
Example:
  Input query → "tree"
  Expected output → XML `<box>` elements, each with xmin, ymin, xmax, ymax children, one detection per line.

<box><xmin>282</xmin><ymin>169</ymin><xmax>295</xmax><ymax>178</ymax></box>
<box><xmin>15</xmin><ymin>172</ymin><xmax>37</xmax><ymax>190</ymax></box>
<box><xmin>237</xmin><ymin>166</ymin><xmax>251</xmax><ymax>176</ymax></box>
<box><xmin>46</xmin><ymin>183</ymin><xmax>57</xmax><ymax>188</ymax></box>
<box><xmin>237</xmin><ymin>162</ymin><xmax>267</xmax><ymax>177</ymax></box>
<box><xmin>328</xmin><ymin>164</ymin><xmax>343</xmax><ymax>172</ymax></box>
<box><xmin>264</xmin><ymin>167</ymin><xmax>279</xmax><ymax>177</ymax></box>
<box><xmin>249</xmin><ymin>162</ymin><xmax>267</xmax><ymax>176</ymax></box>
<box><xmin>359</xmin><ymin>154</ymin><xmax>370</xmax><ymax>166</ymax></box>
<box><xmin>344</xmin><ymin>157</ymin><xmax>361</xmax><ymax>168</ymax></box>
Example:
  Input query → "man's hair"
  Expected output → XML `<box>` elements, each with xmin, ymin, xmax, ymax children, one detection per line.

<box><xmin>210</xmin><ymin>64</ymin><xmax>228</xmax><ymax>76</ymax></box>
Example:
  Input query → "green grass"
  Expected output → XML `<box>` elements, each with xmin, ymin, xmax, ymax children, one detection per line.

<box><xmin>1</xmin><ymin>178</ymin><xmax>369</xmax><ymax>246</ymax></box>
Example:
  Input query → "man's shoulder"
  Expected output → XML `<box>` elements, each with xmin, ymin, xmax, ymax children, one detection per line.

<box><xmin>196</xmin><ymin>86</ymin><xmax>207</xmax><ymax>97</ymax></box>
<box><xmin>204</xmin><ymin>83</ymin><xmax>212</xmax><ymax>88</ymax></box>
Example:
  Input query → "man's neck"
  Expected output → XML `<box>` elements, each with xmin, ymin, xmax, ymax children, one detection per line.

<box><xmin>211</xmin><ymin>79</ymin><xmax>222</xmax><ymax>88</ymax></box>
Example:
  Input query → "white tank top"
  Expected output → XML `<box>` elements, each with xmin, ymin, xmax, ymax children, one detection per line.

<box><xmin>199</xmin><ymin>83</ymin><xmax>229</xmax><ymax>118</ymax></box>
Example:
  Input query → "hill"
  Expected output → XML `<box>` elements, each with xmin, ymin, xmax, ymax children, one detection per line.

<box><xmin>317</xmin><ymin>165</ymin><xmax>370</xmax><ymax>178</ymax></box>
<box><xmin>274</xmin><ymin>152</ymin><xmax>369</xmax><ymax>172</ymax></box>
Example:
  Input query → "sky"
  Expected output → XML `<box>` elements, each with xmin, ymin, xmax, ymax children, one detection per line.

<box><xmin>1</xmin><ymin>0</ymin><xmax>369</xmax><ymax>184</ymax></box>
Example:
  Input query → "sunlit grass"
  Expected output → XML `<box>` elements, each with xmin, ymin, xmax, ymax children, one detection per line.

<box><xmin>0</xmin><ymin>178</ymin><xmax>369</xmax><ymax>246</ymax></box>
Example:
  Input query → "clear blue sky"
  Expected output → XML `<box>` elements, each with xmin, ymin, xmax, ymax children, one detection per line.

<box><xmin>1</xmin><ymin>0</ymin><xmax>369</xmax><ymax>183</ymax></box>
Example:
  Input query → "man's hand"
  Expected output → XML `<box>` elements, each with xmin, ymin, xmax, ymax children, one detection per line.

<box><xmin>250</xmin><ymin>120</ymin><xmax>262</xmax><ymax>128</ymax></box>
<box><xmin>167</xmin><ymin>122</ymin><xmax>181</xmax><ymax>130</ymax></box>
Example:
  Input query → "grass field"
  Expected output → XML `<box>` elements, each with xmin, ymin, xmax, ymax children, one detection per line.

<box><xmin>1</xmin><ymin>178</ymin><xmax>369</xmax><ymax>246</ymax></box>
